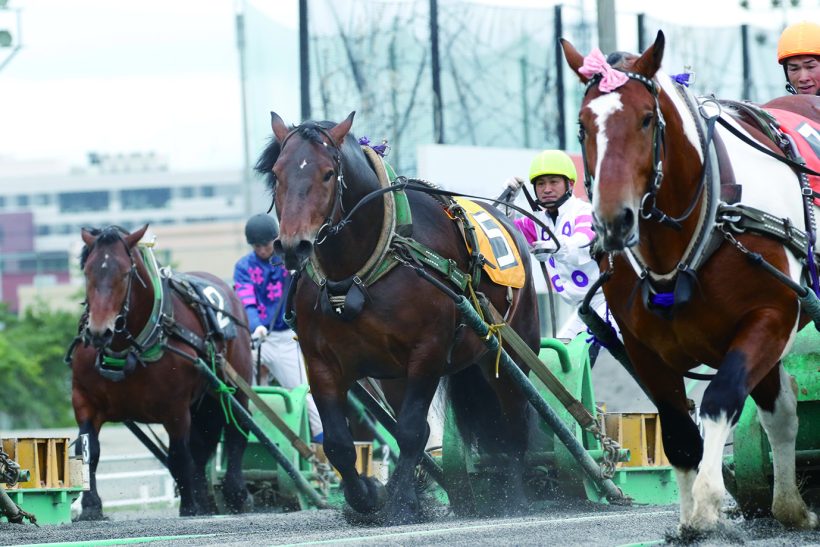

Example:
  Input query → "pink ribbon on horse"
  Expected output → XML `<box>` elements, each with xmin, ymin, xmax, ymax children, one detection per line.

<box><xmin>579</xmin><ymin>48</ymin><xmax>629</xmax><ymax>93</ymax></box>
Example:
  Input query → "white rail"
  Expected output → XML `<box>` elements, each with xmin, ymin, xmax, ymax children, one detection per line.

<box><xmin>75</xmin><ymin>453</ymin><xmax>178</xmax><ymax>511</ymax></box>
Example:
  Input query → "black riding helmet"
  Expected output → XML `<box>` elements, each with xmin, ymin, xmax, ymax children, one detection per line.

<box><xmin>245</xmin><ymin>214</ymin><xmax>279</xmax><ymax>245</ymax></box>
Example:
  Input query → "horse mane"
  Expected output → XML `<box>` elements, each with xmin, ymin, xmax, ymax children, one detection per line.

<box><xmin>79</xmin><ymin>225</ymin><xmax>130</xmax><ymax>268</ymax></box>
<box><xmin>254</xmin><ymin>120</ymin><xmax>370</xmax><ymax>195</ymax></box>
<box><xmin>606</xmin><ymin>51</ymin><xmax>637</xmax><ymax>69</ymax></box>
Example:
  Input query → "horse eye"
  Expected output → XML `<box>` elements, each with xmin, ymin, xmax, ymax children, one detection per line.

<box><xmin>323</xmin><ymin>170</ymin><xmax>334</xmax><ymax>182</ymax></box>
<box><xmin>641</xmin><ymin>114</ymin><xmax>653</xmax><ymax>129</ymax></box>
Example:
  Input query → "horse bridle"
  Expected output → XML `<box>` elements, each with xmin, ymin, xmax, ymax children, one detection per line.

<box><xmin>578</xmin><ymin>71</ymin><xmax>694</xmax><ymax>231</ymax></box>
<box><xmin>276</xmin><ymin>123</ymin><xmax>347</xmax><ymax>245</ymax></box>
<box><xmin>83</xmin><ymin>233</ymin><xmax>148</xmax><ymax>348</ymax></box>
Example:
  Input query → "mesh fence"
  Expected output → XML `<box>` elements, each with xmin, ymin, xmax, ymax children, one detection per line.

<box><xmin>246</xmin><ymin>3</ymin><xmax>791</xmax><ymax>177</ymax></box>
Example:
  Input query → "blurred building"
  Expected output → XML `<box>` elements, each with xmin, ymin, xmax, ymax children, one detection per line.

<box><xmin>0</xmin><ymin>152</ymin><xmax>260</xmax><ymax>313</ymax></box>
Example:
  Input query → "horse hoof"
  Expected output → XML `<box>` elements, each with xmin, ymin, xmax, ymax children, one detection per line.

<box><xmin>342</xmin><ymin>476</ymin><xmax>387</xmax><ymax>516</ymax></box>
<box><xmin>75</xmin><ymin>508</ymin><xmax>106</xmax><ymax>522</ymax></box>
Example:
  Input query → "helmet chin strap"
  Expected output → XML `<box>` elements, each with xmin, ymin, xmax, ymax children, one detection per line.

<box><xmin>535</xmin><ymin>184</ymin><xmax>572</xmax><ymax>210</ymax></box>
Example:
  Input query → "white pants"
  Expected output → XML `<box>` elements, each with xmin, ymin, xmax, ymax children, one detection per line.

<box><xmin>258</xmin><ymin>329</ymin><xmax>323</xmax><ymax>438</ymax></box>
<box><xmin>556</xmin><ymin>290</ymin><xmax>618</xmax><ymax>341</ymax></box>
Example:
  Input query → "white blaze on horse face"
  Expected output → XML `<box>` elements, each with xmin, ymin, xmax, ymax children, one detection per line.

<box><xmin>102</xmin><ymin>253</ymin><xmax>109</xmax><ymax>269</ymax></box>
<box><xmin>689</xmin><ymin>413</ymin><xmax>733</xmax><ymax>530</ymax></box>
<box><xmin>655</xmin><ymin>72</ymin><xmax>703</xmax><ymax>163</ymax></box>
<box><xmin>299</xmin><ymin>159</ymin><xmax>307</xmax><ymax>170</ymax></box>
<box><xmin>585</xmin><ymin>92</ymin><xmax>623</xmax><ymax>211</ymax></box>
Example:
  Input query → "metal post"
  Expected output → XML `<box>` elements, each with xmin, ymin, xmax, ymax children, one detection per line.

<box><xmin>520</xmin><ymin>56</ymin><xmax>530</xmax><ymax>149</ymax></box>
<box><xmin>554</xmin><ymin>4</ymin><xmax>566</xmax><ymax>150</ymax></box>
<box><xmin>637</xmin><ymin>13</ymin><xmax>645</xmax><ymax>52</ymax></box>
<box><xmin>596</xmin><ymin>0</ymin><xmax>617</xmax><ymax>53</ymax></box>
<box><xmin>741</xmin><ymin>24</ymin><xmax>752</xmax><ymax>100</ymax></box>
<box><xmin>235</xmin><ymin>3</ymin><xmax>253</xmax><ymax>218</ymax></box>
<box><xmin>429</xmin><ymin>0</ymin><xmax>444</xmax><ymax>143</ymax></box>
<box><xmin>299</xmin><ymin>0</ymin><xmax>311</xmax><ymax>121</ymax></box>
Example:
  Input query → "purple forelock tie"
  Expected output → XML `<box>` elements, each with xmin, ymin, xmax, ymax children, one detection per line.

<box><xmin>670</xmin><ymin>73</ymin><xmax>691</xmax><ymax>87</ymax></box>
<box><xmin>578</xmin><ymin>48</ymin><xmax>629</xmax><ymax>93</ymax></box>
<box><xmin>358</xmin><ymin>135</ymin><xmax>388</xmax><ymax>157</ymax></box>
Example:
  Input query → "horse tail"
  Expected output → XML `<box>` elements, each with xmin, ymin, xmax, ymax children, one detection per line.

<box><xmin>444</xmin><ymin>365</ymin><xmax>517</xmax><ymax>455</ymax></box>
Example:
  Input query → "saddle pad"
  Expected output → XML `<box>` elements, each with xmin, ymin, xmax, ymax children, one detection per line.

<box><xmin>454</xmin><ymin>198</ymin><xmax>526</xmax><ymax>289</ymax></box>
<box><xmin>173</xmin><ymin>273</ymin><xmax>238</xmax><ymax>340</ymax></box>
<box><xmin>768</xmin><ymin>108</ymin><xmax>820</xmax><ymax>206</ymax></box>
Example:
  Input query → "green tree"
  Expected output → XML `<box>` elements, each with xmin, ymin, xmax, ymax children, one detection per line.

<box><xmin>0</xmin><ymin>301</ymin><xmax>80</xmax><ymax>428</ymax></box>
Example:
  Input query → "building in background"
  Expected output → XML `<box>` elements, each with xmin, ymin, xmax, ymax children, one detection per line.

<box><xmin>1</xmin><ymin>153</ymin><xmax>261</xmax><ymax>313</ymax></box>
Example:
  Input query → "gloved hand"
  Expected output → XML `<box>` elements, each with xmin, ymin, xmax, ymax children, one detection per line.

<box><xmin>532</xmin><ymin>239</ymin><xmax>563</xmax><ymax>262</ymax></box>
<box><xmin>503</xmin><ymin>176</ymin><xmax>525</xmax><ymax>191</ymax></box>
<box><xmin>252</xmin><ymin>325</ymin><xmax>268</xmax><ymax>342</ymax></box>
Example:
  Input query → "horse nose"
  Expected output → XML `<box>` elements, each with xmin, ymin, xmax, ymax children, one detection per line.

<box><xmin>598</xmin><ymin>207</ymin><xmax>638</xmax><ymax>250</ymax></box>
<box><xmin>279</xmin><ymin>239</ymin><xmax>313</xmax><ymax>270</ymax></box>
<box><xmin>87</xmin><ymin>327</ymin><xmax>113</xmax><ymax>349</ymax></box>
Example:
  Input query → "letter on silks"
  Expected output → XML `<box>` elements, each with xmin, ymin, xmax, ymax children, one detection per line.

<box><xmin>473</xmin><ymin>210</ymin><xmax>516</xmax><ymax>269</ymax></box>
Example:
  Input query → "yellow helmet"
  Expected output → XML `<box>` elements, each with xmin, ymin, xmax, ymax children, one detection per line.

<box><xmin>529</xmin><ymin>150</ymin><xmax>577</xmax><ymax>186</ymax></box>
<box><xmin>777</xmin><ymin>21</ymin><xmax>820</xmax><ymax>64</ymax></box>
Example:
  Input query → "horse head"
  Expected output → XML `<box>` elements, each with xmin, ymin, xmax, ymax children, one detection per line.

<box><xmin>259</xmin><ymin>111</ymin><xmax>356</xmax><ymax>270</ymax></box>
<box><xmin>562</xmin><ymin>32</ymin><xmax>668</xmax><ymax>251</ymax></box>
<box><xmin>80</xmin><ymin>224</ymin><xmax>148</xmax><ymax>348</ymax></box>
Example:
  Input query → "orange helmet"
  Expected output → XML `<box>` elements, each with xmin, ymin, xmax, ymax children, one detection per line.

<box><xmin>777</xmin><ymin>21</ymin><xmax>820</xmax><ymax>64</ymax></box>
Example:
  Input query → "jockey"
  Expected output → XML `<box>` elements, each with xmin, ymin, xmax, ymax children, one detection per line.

<box><xmin>777</xmin><ymin>20</ymin><xmax>820</xmax><ymax>96</ymax></box>
<box><xmin>233</xmin><ymin>214</ymin><xmax>323</xmax><ymax>442</ymax></box>
<box><xmin>505</xmin><ymin>150</ymin><xmax>616</xmax><ymax>359</ymax></box>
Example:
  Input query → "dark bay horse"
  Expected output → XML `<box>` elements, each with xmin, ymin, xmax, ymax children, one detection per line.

<box><xmin>256</xmin><ymin>112</ymin><xmax>540</xmax><ymax>523</ymax></box>
<box><xmin>562</xmin><ymin>32</ymin><xmax>819</xmax><ymax>532</ymax></box>
<box><xmin>70</xmin><ymin>225</ymin><xmax>253</xmax><ymax>518</ymax></box>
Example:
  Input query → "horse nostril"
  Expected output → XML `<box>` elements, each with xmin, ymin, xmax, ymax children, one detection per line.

<box><xmin>273</xmin><ymin>239</ymin><xmax>284</xmax><ymax>256</ymax></box>
<box><xmin>620</xmin><ymin>207</ymin><xmax>635</xmax><ymax>231</ymax></box>
<box><xmin>295</xmin><ymin>240</ymin><xmax>313</xmax><ymax>258</ymax></box>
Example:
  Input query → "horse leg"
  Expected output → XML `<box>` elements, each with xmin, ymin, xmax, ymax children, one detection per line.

<box><xmin>625</xmin><ymin>334</ymin><xmax>702</xmax><ymax>528</ymax></box>
<box><xmin>692</xmin><ymin>313</ymin><xmax>801</xmax><ymax>531</ymax></box>
<box><xmin>380</xmin><ymin>376</ymin><xmax>440</xmax><ymax>525</ymax></box>
<box><xmin>164</xmin><ymin>412</ymin><xmax>199</xmax><ymax>517</ymax></box>
<box><xmin>753</xmin><ymin>363</ymin><xmax>818</xmax><ymax>529</ymax></box>
<box><xmin>447</xmin><ymin>362</ymin><xmax>529</xmax><ymax>516</ymax></box>
<box><xmin>188</xmin><ymin>396</ymin><xmax>224</xmax><ymax>515</ymax></box>
<box><xmin>75</xmin><ymin>419</ymin><xmax>104</xmax><ymax>521</ymax></box>
<box><xmin>314</xmin><ymin>382</ymin><xmax>386</xmax><ymax>515</ymax></box>
<box><xmin>220</xmin><ymin>410</ymin><xmax>250</xmax><ymax>513</ymax></box>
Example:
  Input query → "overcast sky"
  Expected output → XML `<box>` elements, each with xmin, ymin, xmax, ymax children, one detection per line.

<box><xmin>0</xmin><ymin>0</ymin><xmax>816</xmax><ymax>172</ymax></box>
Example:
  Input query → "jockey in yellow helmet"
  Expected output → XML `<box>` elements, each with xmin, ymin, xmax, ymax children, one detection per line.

<box><xmin>777</xmin><ymin>21</ymin><xmax>820</xmax><ymax>96</ymax></box>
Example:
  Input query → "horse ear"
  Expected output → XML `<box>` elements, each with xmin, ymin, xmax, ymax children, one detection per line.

<box><xmin>271</xmin><ymin>111</ymin><xmax>289</xmax><ymax>143</ymax></box>
<box><xmin>81</xmin><ymin>228</ymin><xmax>97</xmax><ymax>247</ymax></box>
<box><xmin>633</xmin><ymin>30</ymin><xmax>665</xmax><ymax>78</ymax></box>
<box><xmin>124</xmin><ymin>224</ymin><xmax>149</xmax><ymax>249</ymax></box>
<box><xmin>328</xmin><ymin>111</ymin><xmax>355</xmax><ymax>147</ymax></box>
<box><xmin>560</xmin><ymin>38</ymin><xmax>589</xmax><ymax>84</ymax></box>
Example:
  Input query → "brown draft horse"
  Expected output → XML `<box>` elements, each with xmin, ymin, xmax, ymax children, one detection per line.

<box><xmin>70</xmin><ymin>225</ymin><xmax>253</xmax><ymax>519</ymax></box>
<box><xmin>562</xmin><ymin>32</ymin><xmax>819</xmax><ymax>533</ymax></box>
<box><xmin>255</xmin><ymin>112</ymin><xmax>541</xmax><ymax>524</ymax></box>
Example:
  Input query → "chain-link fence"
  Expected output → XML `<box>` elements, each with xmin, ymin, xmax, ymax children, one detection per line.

<box><xmin>244</xmin><ymin>2</ymin><xmax>789</xmax><ymax>177</ymax></box>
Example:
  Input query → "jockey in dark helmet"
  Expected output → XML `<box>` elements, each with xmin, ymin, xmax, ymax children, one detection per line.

<box><xmin>777</xmin><ymin>21</ymin><xmax>820</xmax><ymax>96</ymax></box>
<box><xmin>244</xmin><ymin>213</ymin><xmax>279</xmax><ymax>245</ymax></box>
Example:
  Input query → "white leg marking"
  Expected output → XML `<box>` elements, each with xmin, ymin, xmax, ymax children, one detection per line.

<box><xmin>758</xmin><ymin>366</ymin><xmax>818</xmax><ymax>529</ymax></box>
<box><xmin>690</xmin><ymin>413</ymin><xmax>732</xmax><ymax>531</ymax></box>
<box><xmin>674</xmin><ymin>467</ymin><xmax>697</xmax><ymax>526</ymax></box>
<box><xmin>585</xmin><ymin>92</ymin><xmax>622</xmax><ymax>212</ymax></box>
